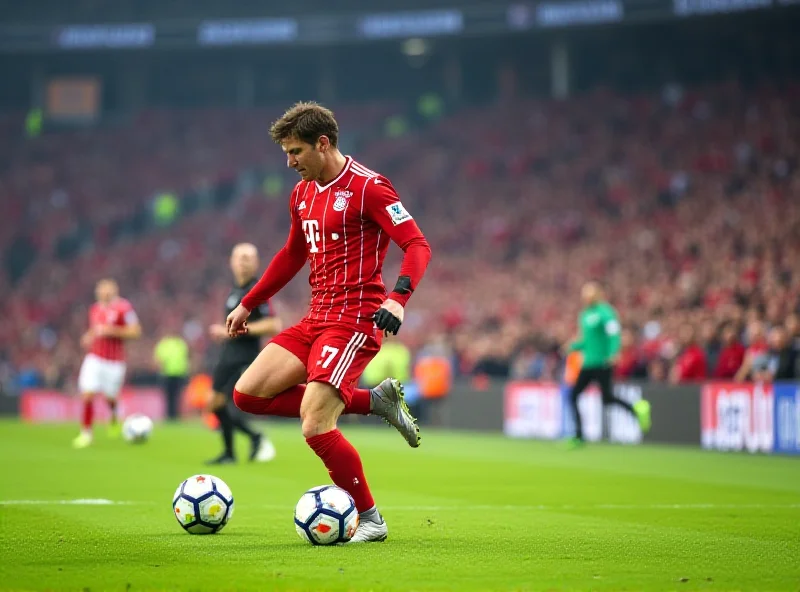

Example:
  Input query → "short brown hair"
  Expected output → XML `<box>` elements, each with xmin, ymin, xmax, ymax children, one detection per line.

<box><xmin>269</xmin><ymin>101</ymin><xmax>339</xmax><ymax>147</ymax></box>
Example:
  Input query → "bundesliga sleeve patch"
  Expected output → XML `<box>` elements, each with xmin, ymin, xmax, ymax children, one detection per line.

<box><xmin>386</xmin><ymin>202</ymin><xmax>413</xmax><ymax>226</ymax></box>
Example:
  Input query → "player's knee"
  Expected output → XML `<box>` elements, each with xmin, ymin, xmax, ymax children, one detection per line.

<box><xmin>301</xmin><ymin>413</ymin><xmax>334</xmax><ymax>439</ymax></box>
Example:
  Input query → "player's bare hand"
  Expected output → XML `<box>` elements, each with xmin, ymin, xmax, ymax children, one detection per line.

<box><xmin>373</xmin><ymin>298</ymin><xmax>404</xmax><ymax>336</ymax></box>
<box><xmin>226</xmin><ymin>304</ymin><xmax>251</xmax><ymax>337</ymax></box>
<box><xmin>80</xmin><ymin>330</ymin><xmax>94</xmax><ymax>350</ymax></box>
<box><xmin>94</xmin><ymin>325</ymin><xmax>112</xmax><ymax>338</ymax></box>
<box><xmin>208</xmin><ymin>324</ymin><xmax>229</xmax><ymax>342</ymax></box>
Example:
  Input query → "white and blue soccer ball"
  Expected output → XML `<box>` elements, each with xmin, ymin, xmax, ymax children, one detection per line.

<box><xmin>122</xmin><ymin>413</ymin><xmax>153</xmax><ymax>443</ymax></box>
<box><xmin>172</xmin><ymin>474</ymin><xmax>234</xmax><ymax>534</ymax></box>
<box><xmin>294</xmin><ymin>485</ymin><xmax>359</xmax><ymax>545</ymax></box>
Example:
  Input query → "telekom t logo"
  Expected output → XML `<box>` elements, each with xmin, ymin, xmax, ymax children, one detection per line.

<box><xmin>303</xmin><ymin>219</ymin><xmax>321</xmax><ymax>253</ymax></box>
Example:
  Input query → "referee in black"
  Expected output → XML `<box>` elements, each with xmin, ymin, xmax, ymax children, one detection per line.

<box><xmin>206</xmin><ymin>243</ymin><xmax>282</xmax><ymax>465</ymax></box>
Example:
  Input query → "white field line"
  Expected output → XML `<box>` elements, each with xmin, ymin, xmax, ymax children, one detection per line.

<box><xmin>2</xmin><ymin>500</ymin><xmax>798</xmax><ymax>511</ymax></box>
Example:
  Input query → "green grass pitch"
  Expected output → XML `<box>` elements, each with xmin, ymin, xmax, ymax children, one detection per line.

<box><xmin>1</xmin><ymin>419</ymin><xmax>798</xmax><ymax>591</ymax></box>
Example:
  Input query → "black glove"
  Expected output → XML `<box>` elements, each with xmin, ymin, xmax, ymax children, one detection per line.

<box><xmin>373</xmin><ymin>307</ymin><xmax>402</xmax><ymax>336</ymax></box>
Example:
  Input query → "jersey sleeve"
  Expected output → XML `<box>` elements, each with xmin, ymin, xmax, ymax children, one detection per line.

<box><xmin>362</xmin><ymin>176</ymin><xmax>424</xmax><ymax>249</ymax></box>
<box><xmin>240</xmin><ymin>187</ymin><xmax>308</xmax><ymax>311</ymax></box>
<box><xmin>603</xmin><ymin>306</ymin><xmax>621</xmax><ymax>357</ymax></box>
<box><xmin>115</xmin><ymin>299</ymin><xmax>139</xmax><ymax>326</ymax></box>
<box><xmin>362</xmin><ymin>176</ymin><xmax>431</xmax><ymax>306</ymax></box>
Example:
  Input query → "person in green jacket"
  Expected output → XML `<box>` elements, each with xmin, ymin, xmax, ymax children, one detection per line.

<box><xmin>565</xmin><ymin>282</ymin><xmax>651</xmax><ymax>447</ymax></box>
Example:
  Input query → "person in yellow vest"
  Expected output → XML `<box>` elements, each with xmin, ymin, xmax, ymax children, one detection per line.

<box><xmin>362</xmin><ymin>340</ymin><xmax>412</xmax><ymax>387</ymax></box>
<box><xmin>154</xmin><ymin>323</ymin><xmax>190</xmax><ymax>421</ymax></box>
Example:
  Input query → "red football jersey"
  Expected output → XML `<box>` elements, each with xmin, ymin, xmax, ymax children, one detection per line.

<box><xmin>88</xmin><ymin>297</ymin><xmax>138</xmax><ymax>361</ymax></box>
<box><xmin>287</xmin><ymin>157</ymin><xmax>425</xmax><ymax>326</ymax></box>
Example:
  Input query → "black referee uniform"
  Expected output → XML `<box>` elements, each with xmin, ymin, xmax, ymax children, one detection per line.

<box><xmin>208</xmin><ymin>278</ymin><xmax>274</xmax><ymax>464</ymax></box>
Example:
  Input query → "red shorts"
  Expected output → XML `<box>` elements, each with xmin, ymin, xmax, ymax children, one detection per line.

<box><xmin>271</xmin><ymin>320</ymin><xmax>382</xmax><ymax>405</ymax></box>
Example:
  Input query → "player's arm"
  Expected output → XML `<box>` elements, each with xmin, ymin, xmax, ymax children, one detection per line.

<box><xmin>604</xmin><ymin>308</ymin><xmax>622</xmax><ymax>362</ymax></box>
<box><xmin>80</xmin><ymin>327</ymin><xmax>95</xmax><ymax>350</ymax></box>
<box><xmin>734</xmin><ymin>352</ymin><xmax>753</xmax><ymax>382</ymax></box>
<box><xmin>97</xmin><ymin>309</ymin><xmax>142</xmax><ymax>340</ymax></box>
<box><xmin>567</xmin><ymin>336</ymin><xmax>584</xmax><ymax>352</ymax></box>
<box><xmin>228</xmin><ymin>194</ymin><xmax>307</xmax><ymax>335</ymax></box>
<box><xmin>364</xmin><ymin>177</ymin><xmax>432</xmax><ymax>335</ymax></box>
<box><xmin>100</xmin><ymin>323</ymin><xmax>142</xmax><ymax>340</ymax></box>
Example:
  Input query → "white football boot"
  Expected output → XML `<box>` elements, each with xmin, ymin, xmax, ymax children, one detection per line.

<box><xmin>348</xmin><ymin>517</ymin><xmax>388</xmax><ymax>543</ymax></box>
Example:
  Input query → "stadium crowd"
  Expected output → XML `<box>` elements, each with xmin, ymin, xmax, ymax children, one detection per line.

<box><xmin>1</xmin><ymin>80</ymin><xmax>799</xmax><ymax>395</ymax></box>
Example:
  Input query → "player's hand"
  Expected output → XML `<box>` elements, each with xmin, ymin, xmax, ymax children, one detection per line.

<box><xmin>373</xmin><ymin>298</ymin><xmax>404</xmax><ymax>336</ymax></box>
<box><xmin>208</xmin><ymin>324</ymin><xmax>229</xmax><ymax>342</ymax></box>
<box><xmin>94</xmin><ymin>325</ymin><xmax>112</xmax><ymax>338</ymax></box>
<box><xmin>226</xmin><ymin>304</ymin><xmax>251</xmax><ymax>337</ymax></box>
<box><xmin>80</xmin><ymin>330</ymin><xmax>94</xmax><ymax>350</ymax></box>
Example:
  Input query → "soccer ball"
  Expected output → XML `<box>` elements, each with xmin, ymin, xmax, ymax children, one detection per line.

<box><xmin>172</xmin><ymin>474</ymin><xmax>234</xmax><ymax>534</ymax></box>
<box><xmin>122</xmin><ymin>413</ymin><xmax>153</xmax><ymax>443</ymax></box>
<box><xmin>294</xmin><ymin>485</ymin><xmax>359</xmax><ymax>545</ymax></box>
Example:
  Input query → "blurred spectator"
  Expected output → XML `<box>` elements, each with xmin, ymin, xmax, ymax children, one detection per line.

<box><xmin>735</xmin><ymin>321</ymin><xmax>770</xmax><ymax>382</ymax></box>
<box><xmin>154</xmin><ymin>322</ymin><xmax>190</xmax><ymax>421</ymax></box>
<box><xmin>752</xmin><ymin>326</ymin><xmax>798</xmax><ymax>382</ymax></box>
<box><xmin>700</xmin><ymin>320</ymin><xmax>721</xmax><ymax>379</ymax></box>
<box><xmin>615</xmin><ymin>327</ymin><xmax>643</xmax><ymax>379</ymax></box>
<box><xmin>670</xmin><ymin>324</ymin><xmax>708</xmax><ymax>383</ymax></box>
<box><xmin>713</xmin><ymin>323</ymin><xmax>746</xmax><ymax>379</ymax></box>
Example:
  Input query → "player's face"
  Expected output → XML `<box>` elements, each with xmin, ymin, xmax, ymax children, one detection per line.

<box><xmin>581</xmin><ymin>283</ymin><xmax>599</xmax><ymax>305</ymax></box>
<box><xmin>95</xmin><ymin>281</ymin><xmax>117</xmax><ymax>304</ymax></box>
<box><xmin>282</xmin><ymin>137</ymin><xmax>324</xmax><ymax>182</ymax></box>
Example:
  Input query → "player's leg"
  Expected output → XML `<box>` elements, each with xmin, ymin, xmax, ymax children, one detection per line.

<box><xmin>598</xmin><ymin>366</ymin><xmax>651</xmax><ymax>433</ymax></box>
<box><xmin>207</xmin><ymin>361</ymin><xmax>242</xmax><ymax>463</ymax></box>
<box><xmin>301</xmin><ymin>381</ymin><xmax>386</xmax><ymax>543</ymax></box>
<box><xmin>364</xmin><ymin>378</ymin><xmax>420</xmax><ymax>447</ymax></box>
<box><xmin>102</xmin><ymin>360</ymin><xmax>126</xmax><ymax>438</ymax></box>
<box><xmin>303</xmin><ymin>326</ymin><xmax>388</xmax><ymax>542</ymax></box>
<box><xmin>567</xmin><ymin>368</ymin><xmax>594</xmax><ymax>447</ymax></box>
<box><xmin>228</xmin><ymin>364</ymin><xmax>275</xmax><ymax>462</ymax></box>
<box><xmin>73</xmin><ymin>355</ymin><xmax>100</xmax><ymax>448</ymax></box>
<box><xmin>231</xmin><ymin>324</ymin><xmax>310</xmax><ymax>416</ymax></box>
<box><xmin>207</xmin><ymin>391</ymin><xmax>237</xmax><ymax>464</ymax></box>
<box><xmin>231</xmin><ymin>323</ymin><xmax>369</xmax><ymax>418</ymax></box>
<box><xmin>231</xmin><ymin>323</ymin><xmax>388</xmax><ymax>423</ymax></box>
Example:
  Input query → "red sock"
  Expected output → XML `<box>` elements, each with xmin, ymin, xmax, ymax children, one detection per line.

<box><xmin>233</xmin><ymin>386</ymin><xmax>372</xmax><ymax>417</ymax></box>
<box><xmin>82</xmin><ymin>398</ymin><xmax>94</xmax><ymax>431</ymax></box>
<box><xmin>346</xmin><ymin>388</ymin><xmax>372</xmax><ymax>415</ymax></box>
<box><xmin>306</xmin><ymin>429</ymin><xmax>375</xmax><ymax>512</ymax></box>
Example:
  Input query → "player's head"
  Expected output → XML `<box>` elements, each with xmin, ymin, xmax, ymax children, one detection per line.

<box><xmin>768</xmin><ymin>325</ymin><xmax>788</xmax><ymax>351</ymax></box>
<box><xmin>746</xmin><ymin>320</ymin><xmax>765</xmax><ymax>344</ymax></box>
<box><xmin>230</xmin><ymin>243</ymin><xmax>259</xmax><ymax>282</ymax></box>
<box><xmin>720</xmin><ymin>322</ymin><xmax>739</xmax><ymax>345</ymax></box>
<box><xmin>270</xmin><ymin>101</ymin><xmax>339</xmax><ymax>182</ymax></box>
<box><xmin>95</xmin><ymin>279</ymin><xmax>119</xmax><ymax>304</ymax></box>
<box><xmin>580</xmin><ymin>281</ymin><xmax>603</xmax><ymax>306</ymax></box>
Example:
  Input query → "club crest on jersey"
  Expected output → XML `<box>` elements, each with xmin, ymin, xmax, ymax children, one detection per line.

<box><xmin>333</xmin><ymin>189</ymin><xmax>353</xmax><ymax>212</ymax></box>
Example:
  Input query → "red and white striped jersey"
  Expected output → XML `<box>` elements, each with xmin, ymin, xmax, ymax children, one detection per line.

<box><xmin>291</xmin><ymin>156</ymin><xmax>424</xmax><ymax>327</ymax></box>
<box><xmin>88</xmin><ymin>297</ymin><xmax>139</xmax><ymax>362</ymax></box>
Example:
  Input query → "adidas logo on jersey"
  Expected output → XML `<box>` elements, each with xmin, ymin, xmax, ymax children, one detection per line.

<box><xmin>298</xmin><ymin>200</ymin><xmax>306</xmax><ymax>211</ymax></box>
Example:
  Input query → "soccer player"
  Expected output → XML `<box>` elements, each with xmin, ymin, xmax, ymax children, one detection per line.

<box><xmin>73</xmin><ymin>279</ymin><xmax>142</xmax><ymax>448</ymax></box>
<box><xmin>227</xmin><ymin>102</ymin><xmax>431</xmax><ymax>543</ymax></box>
<box><xmin>206</xmin><ymin>243</ymin><xmax>282</xmax><ymax>465</ymax></box>
<box><xmin>565</xmin><ymin>281</ymin><xmax>651</xmax><ymax>448</ymax></box>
